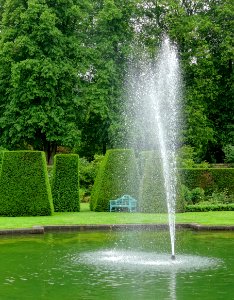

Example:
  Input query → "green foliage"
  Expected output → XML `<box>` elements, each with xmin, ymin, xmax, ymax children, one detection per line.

<box><xmin>138</xmin><ymin>151</ymin><xmax>167</xmax><ymax>213</ymax></box>
<box><xmin>0</xmin><ymin>150</ymin><xmax>6</xmax><ymax>169</ymax></box>
<box><xmin>0</xmin><ymin>151</ymin><xmax>53</xmax><ymax>216</ymax></box>
<box><xmin>179</xmin><ymin>168</ymin><xmax>234</xmax><ymax>196</ymax></box>
<box><xmin>177</xmin><ymin>145</ymin><xmax>210</xmax><ymax>168</ymax></box>
<box><xmin>0</xmin><ymin>0</ymin><xmax>92</xmax><ymax>162</ymax></box>
<box><xmin>51</xmin><ymin>154</ymin><xmax>80</xmax><ymax>212</ymax></box>
<box><xmin>181</xmin><ymin>185</ymin><xmax>205</xmax><ymax>205</ymax></box>
<box><xmin>186</xmin><ymin>203</ymin><xmax>234</xmax><ymax>212</ymax></box>
<box><xmin>0</xmin><ymin>0</ymin><xmax>232</xmax><ymax>165</ymax></box>
<box><xmin>90</xmin><ymin>149</ymin><xmax>139</xmax><ymax>212</ymax></box>
<box><xmin>209</xmin><ymin>189</ymin><xmax>233</xmax><ymax>204</ymax></box>
<box><xmin>161</xmin><ymin>0</ymin><xmax>234</xmax><ymax>162</ymax></box>
<box><xmin>79</xmin><ymin>154</ymin><xmax>104</xmax><ymax>202</ymax></box>
<box><xmin>77</xmin><ymin>1</ymin><xmax>136</xmax><ymax>158</ymax></box>
<box><xmin>223</xmin><ymin>145</ymin><xmax>234</xmax><ymax>164</ymax></box>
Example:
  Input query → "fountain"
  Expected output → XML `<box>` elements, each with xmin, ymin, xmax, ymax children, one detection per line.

<box><xmin>125</xmin><ymin>36</ymin><xmax>181</xmax><ymax>259</ymax></box>
<box><xmin>0</xmin><ymin>37</ymin><xmax>229</xmax><ymax>300</ymax></box>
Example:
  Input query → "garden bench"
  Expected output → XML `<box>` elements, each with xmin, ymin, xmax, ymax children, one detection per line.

<box><xmin>109</xmin><ymin>195</ymin><xmax>137</xmax><ymax>212</ymax></box>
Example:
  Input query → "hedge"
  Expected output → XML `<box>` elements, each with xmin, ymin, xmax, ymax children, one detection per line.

<box><xmin>0</xmin><ymin>151</ymin><xmax>4</xmax><ymax>169</ymax></box>
<box><xmin>138</xmin><ymin>151</ymin><xmax>167</xmax><ymax>213</ymax></box>
<box><xmin>91</xmin><ymin>149</ymin><xmax>140</xmax><ymax>212</ymax></box>
<box><xmin>186</xmin><ymin>203</ymin><xmax>234</xmax><ymax>212</ymax></box>
<box><xmin>0</xmin><ymin>151</ymin><xmax>54</xmax><ymax>216</ymax></box>
<box><xmin>179</xmin><ymin>168</ymin><xmax>234</xmax><ymax>195</ymax></box>
<box><xmin>51</xmin><ymin>154</ymin><xmax>80</xmax><ymax>212</ymax></box>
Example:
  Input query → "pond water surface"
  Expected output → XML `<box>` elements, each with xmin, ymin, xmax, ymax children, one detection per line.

<box><xmin>0</xmin><ymin>229</ymin><xmax>233</xmax><ymax>300</ymax></box>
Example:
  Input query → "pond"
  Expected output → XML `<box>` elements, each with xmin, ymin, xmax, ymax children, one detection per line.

<box><xmin>0</xmin><ymin>229</ymin><xmax>233</xmax><ymax>300</ymax></box>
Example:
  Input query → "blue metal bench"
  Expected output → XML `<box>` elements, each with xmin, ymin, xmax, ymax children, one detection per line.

<box><xmin>109</xmin><ymin>195</ymin><xmax>137</xmax><ymax>212</ymax></box>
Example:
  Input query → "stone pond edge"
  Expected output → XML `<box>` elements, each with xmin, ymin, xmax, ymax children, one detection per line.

<box><xmin>0</xmin><ymin>223</ymin><xmax>234</xmax><ymax>235</ymax></box>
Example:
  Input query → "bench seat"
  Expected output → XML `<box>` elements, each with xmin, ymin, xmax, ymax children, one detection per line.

<box><xmin>109</xmin><ymin>195</ymin><xmax>137</xmax><ymax>212</ymax></box>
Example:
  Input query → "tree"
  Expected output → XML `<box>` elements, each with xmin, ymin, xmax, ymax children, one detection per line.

<box><xmin>76</xmin><ymin>0</ymin><xmax>138</xmax><ymax>159</ymax></box>
<box><xmin>0</xmin><ymin>0</ymin><xmax>92</xmax><ymax>163</ymax></box>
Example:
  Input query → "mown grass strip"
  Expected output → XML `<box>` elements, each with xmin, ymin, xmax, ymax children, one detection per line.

<box><xmin>0</xmin><ymin>203</ymin><xmax>233</xmax><ymax>229</ymax></box>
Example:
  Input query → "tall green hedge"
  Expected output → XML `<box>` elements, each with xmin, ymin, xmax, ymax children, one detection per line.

<box><xmin>51</xmin><ymin>154</ymin><xmax>80</xmax><ymax>212</ymax></box>
<box><xmin>0</xmin><ymin>151</ymin><xmax>4</xmax><ymax>170</ymax></box>
<box><xmin>179</xmin><ymin>168</ymin><xmax>234</xmax><ymax>195</ymax></box>
<box><xmin>91</xmin><ymin>149</ymin><xmax>140</xmax><ymax>212</ymax></box>
<box><xmin>0</xmin><ymin>151</ymin><xmax>54</xmax><ymax>216</ymax></box>
<box><xmin>138</xmin><ymin>151</ymin><xmax>167</xmax><ymax>213</ymax></box>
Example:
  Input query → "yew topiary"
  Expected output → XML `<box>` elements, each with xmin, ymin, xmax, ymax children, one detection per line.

<box><xmin>91</xmin><ymin>149</ymin><xmax>140</xmax><ymax>212</ymax></box>
<box><xmin>138</xmin><ymin>151</ymin><xmax>167</xmax><ymax>213</ymax></box>
<box><xmin>51</xmin><ymin>154</ymin><xmax>80</xmax><ymax>212</ymax></box>
<box><xmin>0</xmin><ymin>151</ymin><xmax>54</xmax><ymax>216</ymax></box>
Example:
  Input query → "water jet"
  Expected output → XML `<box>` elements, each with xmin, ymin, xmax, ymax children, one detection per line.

<box><xmin>126</xmin><ymin>36</ymin><xmax>181</xmax><ymax>259</ymax></box>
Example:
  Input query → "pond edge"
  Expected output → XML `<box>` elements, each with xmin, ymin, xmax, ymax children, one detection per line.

<box><xmin>0</xmin><ymin>223</ymin><xmax>234</xmax><ymax>235</ymax></box>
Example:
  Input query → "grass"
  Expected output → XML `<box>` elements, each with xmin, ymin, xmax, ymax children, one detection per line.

<box><xmin>0</xmin><ymin>203</ymin><xmax>233</xmax><ymax>230</ymax></box>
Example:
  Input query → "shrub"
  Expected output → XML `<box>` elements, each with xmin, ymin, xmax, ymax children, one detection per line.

<box><xmin>176</xmin><ymin>145</ymin><xmax>209</xmax><ymax>168</ymax></box>
<box><xmin>91</xmin><ymin>149</ymin><xmax>140</xmax><ymax>212</ymax></box>
<box><xmin>138</xmin><ymin>151</ymin><xmax>167</xmax><ymax>213</ymax></box>
<box><xmin>209</xmin><ymin>189</ymin><xmax>233</xmax><ymax>204</ymax></box>
<box><xmin>223</xmin><ymin>145</ymin><xmax>234</xmax><ymax>164</ymax></box>
<box><xmin>51</xmin><ymin>154</ymin><xmax>80</xmax><ymax>212</ymax></box>
<box><xmin>79</xmin><ymin>154</ymin><xmax>104</xmax><ymax>202</ymax></box>
<box><xmin>0</xmin><ymin>151</ymin><xmax>53</xmax><ymax>216</ymax></box>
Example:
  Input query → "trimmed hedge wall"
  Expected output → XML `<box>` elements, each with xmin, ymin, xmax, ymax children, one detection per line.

<box><xmin>179</xmin><ymin>168</ymin><xmax>234</xmax><ymax>195</ymax></box>
<box><xmin>138</xmin><ymin>151</ymin><xmax>167</xmax><ymax>213</ymax></box>
<box><xmin>91</xmin><ymin>149</ymin><xmax>140</xmax><ymax>212</ymax></box>
<box><xmin>0</xmin><ymin>151</ymin><xmax>54</xmax><ymax>216</ymax></box>
<box><xmin>0</xmin><ymin>151</ymin><xmax>4</xmax><ymax>167</ymax></box>
<box><xmin>186</xmin><ymin>203</ymin><xmax>234</xmax><ymax>212</ymax></box>
<box><xmin>51</xmin><ymin>154</ymin><xmax>80</xmax><ymax>212</ymax></box>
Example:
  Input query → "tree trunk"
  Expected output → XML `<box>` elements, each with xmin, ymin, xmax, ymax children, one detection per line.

<box><xmin>43</xmin><ymin>141</ymin><xmax>57</xmax><ymax>165</ymax></box>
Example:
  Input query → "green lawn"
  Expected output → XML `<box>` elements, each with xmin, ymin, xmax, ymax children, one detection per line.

<box><xmin>0</xmin><ymin>203</ymin><xmax>233</xmax><ymax>230</ymax></box>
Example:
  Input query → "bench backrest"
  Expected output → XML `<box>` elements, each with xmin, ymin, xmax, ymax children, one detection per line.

<box><xmin>110</xmin><ymin>195</ymin><xmax>137</xmax><ymax>206</ymax></box>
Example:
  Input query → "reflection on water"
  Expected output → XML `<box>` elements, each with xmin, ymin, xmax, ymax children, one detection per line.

<box><xmin>75</xmin><ymin>249</ymin><xmax>222</xmax><ymax>300</ymax></box>
<box><xmin>169</xmin><ymin>272</ymin><xmax>176</xmax><ymax>300</ymax></box>
<box><xmin>0</xmin><ymin>230</ymin><xmax>233</xmax><ymax>300</ymax></box>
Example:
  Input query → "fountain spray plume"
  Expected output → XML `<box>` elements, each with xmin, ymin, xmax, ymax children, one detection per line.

<box><xmin>153</xmin><ymin>37</ymin><xmax>181</xmax><ymax>260</ymax></box>
<box><xmin>125</xmin><ymin>36</ymin><xmax>181</xmax><ymax>260</ymax></box>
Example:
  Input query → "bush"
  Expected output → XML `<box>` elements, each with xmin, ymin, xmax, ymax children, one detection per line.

<box><xmin>51</xmin><ymin>154</ymin><xmax>80</xmax><ymax>212</ymax></box>
<box><xmin>176</xmin><ymin>145</ymin><xmax>209</xmax><ymax>168</ymax></box>
<box><xmin>91</xmin><ymin>149</ymin><xmax>140</xmax><ymax>212</ymax></box>
<box><xmin>79</xmin><ymin>154</ymin><xmax>104</xmax><ymax>202</ymax></box>
<box><xmin>138</xmin><ymin>151</ymin><xmax>167</xmax><ymax>213</ymax></box>
<box><xmin>181</xmin><ymin>185</ymin><xmax>205</xmax><ymax>204</ymax></box>
<box><xmin>223</xmin><ymin>145</ymin><xmax>234</xmax><ymax>164</ymax></box>
<box><xmin>0</xmin><ymin>151</ymin><xmax>53</xmax><ymax>216</ymax></box>
<box><xmin>209</xmin><ymin>189</ymin><xmax>233</xmax><ymax>204</ymax></box>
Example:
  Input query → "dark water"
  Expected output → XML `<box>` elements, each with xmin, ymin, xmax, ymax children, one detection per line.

<box><xmin>0</xmin><ymin>230</ymin><xmax>233</xmax><ymax>300</ymax></box>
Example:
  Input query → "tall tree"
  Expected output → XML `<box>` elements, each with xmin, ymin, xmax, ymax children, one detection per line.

<box><xmin>164</xmin><ymin>0</ymin><xmax>234</xmax><ymax>162</ymax></box>
<box><xmin>0</xmin><ymin>0</ymin><xmax>92</xmax><ymax>163</ymax></box>
<box><xmin>76</xmin><ymin>0</ymin><xmax>138</xmax><ymax>159</ymax></box>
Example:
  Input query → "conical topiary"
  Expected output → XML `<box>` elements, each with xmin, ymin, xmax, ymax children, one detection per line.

<box><xmin>90</xmin><ymin>149</ymin><xmax>140</xmax><ymax>212</ymax></box>
<box><xmin>0</xmin><ymin>151</ymin><xmax>54</xmax><ymax>216</ymax></box>
<box><xmin>138</xmin><ymin>150</ymin><xmax>167</xmax><ymax>213</ymax></box>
